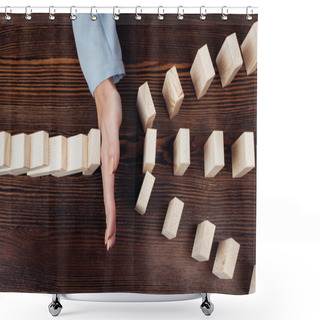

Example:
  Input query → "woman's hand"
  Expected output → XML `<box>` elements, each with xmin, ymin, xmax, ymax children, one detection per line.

<box><xmin>94</xmin><ymin>77</ymin><xmax>122</xmax><ymax>250</ymax></box>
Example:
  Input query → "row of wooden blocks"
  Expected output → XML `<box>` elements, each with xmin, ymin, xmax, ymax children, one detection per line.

<box><xmin>136</xmin><ymin>22</ymin><xmax>257</xmax><ymax>131</ymax></box>
<box><xmin>143</xmin><ymin>128</ymin><xmax>255</xmax><ymax>178</ymax></box>
<box><xmin>0</xmin><ymin>129</ymin><xmax>100</xmax><ymax>177</ymax></box>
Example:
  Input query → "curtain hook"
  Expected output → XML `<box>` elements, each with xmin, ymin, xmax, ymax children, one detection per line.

<box><xmin>157</xmin><ymin>6</ymin><xmax>164</xmax><ymax>20</ymax></box>
<box><xmin>70</xmin><ymin>6</ymin><xmax>77</xmax><ymax>20</ymax></box>
<box><xmin>49</xmin><ymin>6</ymin><xmax>55</xmax><ymax>20</ymax></box>
<box><xmin>135</xmin><ymin>6</ymin><xmax>142</xmax><ymax>20</ymax></box>
<box><xmin>200</xmin><ymin>6</ymin><xmax>207</xmax><ymax>20</ymax></box>
<box><xmin>246</xmin><ymin>6</ymin><xmax>253</xmax><ymax>20</ymax></box>
<box><xmin>221</xmin><ymin>6</ymin><xmax>228</xmax><ymax>20</ymax></box>
<box><xmin>113</xmin><ymin>6</ymin><xmax>120</xmax><ymax>21</ymax></box>
<box><xmin>25</xmin><ymin>6</ymin><xmax>32</xmax><ymax>20</ymax></box>
<box><xmin>177</xmin><ymin>6</ymin><xmax>184</xmax><ymax>20</ymax></box>
<box><xmin>90</xmin><ymin>6</ymin><xmax>97</xmax><ymax>21</ymax></box>
<box><xmin>5</xmin><ymin>6</ymin><xmax>11</xmax><ymax>21</ymax></box>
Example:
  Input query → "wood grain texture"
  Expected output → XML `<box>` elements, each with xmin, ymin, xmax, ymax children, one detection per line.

<box><xmin>0</xmin><ymin>14</ymin><xmax>257</xmax><ymax>294</ymax></box>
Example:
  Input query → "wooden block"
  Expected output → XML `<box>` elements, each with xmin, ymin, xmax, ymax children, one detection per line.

<box><xmin>0</xmin><ymin>133</ymin><xmax>30</xmax><ymax>176</ymax></box>
<box><xmin>190</xmin><ymin>44</ymin><xmax>215</xmax><ymax>99</ymax></box>
<box><xmin>173</xmin><ymin>128</ymin><xmax>190</xmax><ymax>176</ymax></box>
<box><xmin>52</xmin><ymin>134</ymin><xmax>87</xmax><ymax>177</ymax></box>
<box><xmin>241</xmin><ymin>22</ymin><xmax>258</xmax><ymax>75</ymax></box>
<box><xmin>249</xmin><ymin>265</ymin><xmax>256</xmax><ymax>294</ymax></box>
<box><xmin>161</xmin><ymin>197</ymin><xmax>184</xmax><ymax>240</ymax></box>
<box><xmin>135</xmin><ymin>171</ymin><xmax>155</xmax><ymax>215</ymax></box>
<box><xmin>27</xmin><ymin>135</ymin><xmax>67</xmax><ymax>177</ymax></box>
<box><xmin>191</xmin><ymin>220</ymin><xmax>216</xmax><ymax>262</ymax></box>
<box><xmin>162</xmin><ymin>66</ymin><xmax>184</xmax><ymax>119</ymax></box>
<box><xmin>212</xmin><ymin>238</ymin><xmax>240</xmax><ymax>279</ymax></box>
<box><xmin>231</xmin><ymin>132</ymin><xmax>255</xmax><ymax>178</ymax></box>
<box><xmin>136</xmin><ymin>82</ymin><xmax>156</xmax><ymax>132</ymax></box>
<box><xmin>29</xmin><ymin>130</ymin><xmax>49</xmax><ymax>169</ymax></box>
<box><xmin>0</xmin><ymin>131</ymin><xmax>11</xmax><ymax>169</ymax></box>
<box><xmin>83</xmin><ymin>128</ymin><xmax>101</xmax><ymax>176</ymax></box>
<box><xmin>142</xmin><ymin>128</ymin><xmax>157</xmax><ymax>174</ymax></box>
<box><xmin>216</xmin><ymin>33</ymin><xmax>243</xmax><ymax>87</ymax></box>
<box><xmin>204</xmin><ymin>130</ymin><xmax>224</xmax><ymax>178</ymax></box>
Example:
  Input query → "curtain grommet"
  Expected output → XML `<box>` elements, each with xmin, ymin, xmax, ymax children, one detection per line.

<box><xmin>90</xmin><ymin>6</ymin><xmax>97</xmax><ymax>21</ymax></box>
<box><xmin>200</xmin><ymin>6</ymin><xmax>207</xmax><ymax>20</ymax></box>
<box><xmin>221</xmin><ymin>6</ymin><xmax>228</xmax><ymax>20</ymax></box>
<box><xmin>246</xmin><ymin>6</ymin><xmax>253</xmax><ymax>20</ymax></box>
<box><xmin>157</xmin><ymin>6</ymin><xmax>164</xmax><ymax>20</ymax></box>
<box><xmin>49</xmin><ymin>6</ymin><xmax>55</xmax><ymax>21</ymax></box>
<box><xmin>5</xmin><ymin>6</ymin><xmax>11</xmax><ymax>21</ymax></box>
<box><xmin>135</xmin><ymin>6</ymin><xmax>142</xmax><ymax>20</ymax></box>
<box><xmin>113</xmin><ymin>6</ymin><xmax>120</xmax><ymax>21</ymax></box>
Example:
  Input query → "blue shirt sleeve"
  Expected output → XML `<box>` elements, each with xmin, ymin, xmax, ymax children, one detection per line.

<box><xmin>72</xmin><ymin>14</ymin><xmax>125</xmax><ymax>97</ymax></box>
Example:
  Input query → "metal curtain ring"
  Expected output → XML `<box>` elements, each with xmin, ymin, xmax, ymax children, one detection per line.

<box><xmin>246</xmin><ymin>6</ymin><xmax>253</xmax><ymax>20</ymax></box>
<box><xmin>70</xmin><ymin>6</ymin><xmax>77</xmax><ymax>20</ymax></box>
<box><xmin>5</xmin><ymin>6</ymin><xmax>11</xmax><ymax>21</ymax></box>
<box><xmin>177</xmin><ymin>6</ymin><xmax>184</xmax><ymax>20</ymax></box>
<box><xmin>157</xmin><ymin>6</ymin><xmax>164</xmax><ymax>20</ymax></box>
<box><xmin>221</xmin><ymin>6</ymin><xmax>228</xmax><ymax>20</ymax></box>
<box><xmin>200</xmin><ymin>6</ymin><xmax>207</xmax><ymax>20</ymax></box>
<box><xmin>113</xmin><ymin>6</ymin><xmax>120</xmax><ymax>20</ymax></box>
<box><xmin>90</xmin><ymin>6</ymin><xmax>97</xmax><ymax>21</ymax></box>
<box><xmin>25</xmin><ymin>6</ymin><xmax>32</xmax><ymax>20</ymax></box>
<box><xmin>49</xmin><ymin>6</ymin><xmax>55</xmax><ymax>20</ymax></box>
<box><xmin>135</xmin><ymin>6</ymin><xmax>142</xmax><ymax>20</ymax></box>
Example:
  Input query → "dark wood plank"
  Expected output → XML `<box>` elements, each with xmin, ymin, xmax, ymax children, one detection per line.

<box><xmin>0</xmin><ymin>14</ymin><xmax>257</xmax><ymax>294</ymax></box>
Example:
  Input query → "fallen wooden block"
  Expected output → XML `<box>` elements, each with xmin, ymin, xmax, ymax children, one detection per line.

<box><xmin>52</xmin><ymin>134</ymin><xmax>87</xmax><ymax>177</ymax></box>
<box><xmin>216</xmin><ymin>33</ymin><xmax>243</xmax><ymax>87</ymax></box>
<box><xmin>83</xmin><ymin>128</ymin><xmax>101</xmax><ymax>176</ymax></box>
<box><xmin>142</xmin><ymin>128</ymin><xmax>157</xmax><ymax>174</ymax></box>
<box><xmin>173</xmin><ymin>128</ymin><xmax>190</xmax><ymax>176</ymax></box>
<box><xmin>204</xmin><ymin>130</ymin><xmax>224</xmax><ymax>178</ymax></box>
<box><xmin>29</xmin><ymin>130</ymin><xmax>49</xmax><ymax>169</ymax></box>
<box><xmin>0</xmin><ymin>133</ymin><xmax>30</xmax><ymax>176</ymax></box>
<box><xmin>27</xmin><ymin>135</ymin><xmax>67</xmax><ymax>177</ymax></box>
<box><xmin>135</xmin><ymin>171</ymin><xmax>155</xmax><ymax>215</ymax></box>
<box><xmin>241</xmin><ymin>22</ymin><xmax>258</xmax><ymax>75</ymax></box>
<box><xmin>191</xmin><ymin>220</ymin><xmax>216</xmax><ymax>262</ymax></box>
<box><xmin>190</xmin><ymin>44</ymin><xmax>215</xmax><ymax>99</ymax></box>
<box><xmin>231</xmin><ymin>132</ymin><xmax>255</xmax><ymax>178</ymax></box>
<box><xmin>161</xmin><ymin>197</ymin><xmax>184</xmax><ymax>240</ymax></box>
<box><xmin>212</xmin><ymin>238</ymin><xmax>240</xmax><ymax>279</ymax></box>
<box><xmin>0</xmin><ymin>131</ymin><xmax>11</xmax><ymax>169</ymax></box>
<box><xmin>249</xmin><ymin>265</ymin><xmax>256</xmax><ymax>294</ymax></box>
<box><xmin>162</xmin><ymin>66</ymin><xmax>184</xmax><ymax>119</ymax></box>
<box><xmin>136</xmin><ymin>82</ymin><xmax>156</xmax><ymax>132</ymax></box>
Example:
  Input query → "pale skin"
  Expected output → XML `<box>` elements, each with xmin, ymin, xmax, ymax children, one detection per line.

<box><xmin>94</xmin><ymin>77</ymin><xmax>122</xmax><ymax>250</ymax></box>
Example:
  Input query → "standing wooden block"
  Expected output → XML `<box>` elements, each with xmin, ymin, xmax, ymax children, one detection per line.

<box><xmin>83</xmin><ymin>128</ymin><xmax>101</xmax><ymax>176</ymax></box>
<box><xmin>29</xmin><ymin>131</ymin><xmax>49</xmax><ymax>169</ymax></box>
<box><xmin>136</xmin><ymin>82</ymin><xmax>156</xmax><ymax>132</ymax></box>
<box><xmin>173</xmin><ymin>128</ymin><xmax>190</xmax><ymax>176</ymax></box>
<box><xmin>216</xmin><ymin>33</ymin><xmax>243</xmax><ymax>88</ymax></box>
<box><xmin>27</xmin><ymin>135</ymin><xmax>67</xmax><ymax>177</ymax></box>
<box><xmin>190</xmin><ymin>44</ymin><xmax>215</xmax><ymax>99</ymax></box>
<box><xmin>231</xmin><ymin>132</ymin><xmax>255</xmax><ymax>178</ymax></box>
<box><xmin>204</xmin><ymin>130</ymin><xmax>224</xmax><ymax>178</ymax></box>
<box><xmin>241</xmin><ymin>22</ymin><xmax>258</xmax><ymax>75</ymax></box>
<box><xmin>249</xmin><ymin>265</ymin><xmax>256</xmax><ymax>294</ymax></box>
<box><xmin>191</xmin><ymin>220</ymin><xmax>216</xmax><ymax>262</ymax></box>
<box><xmin>0</xmin><ymin>133</ymin><xmax>30</xmax><ymax>176</ymax></box>
<box><xmin>135</xmin><ymin>171</ymin><xmax>155</xmax><ymax>215</ymax></box>
<box><xmin>162</xmin><ymin>66</ymin><xmax>184</xmax><ymax>119</ymax></box>
<box><xmin>0</xmin><ymin>131</ymin><xmax>11</xmax><ymax>169</ymax></box>
<box><xmin>212</xmin><ymin>238</ymin><xmax>240</xmax><ymax>279</ymax></box>
<box><xmin>161</xmin><ymin>197</ymin><xmax>184</xmax><ymax>240</ymax></box>
<box><xmin>52</xmin><ymin>134</ymin><xmax>87</xmax><ymax>177</ymax></box>
<box><xmin>142</xmin><ymin>128</ymin><xmax>157</xmax><ymax>174</ymax></box>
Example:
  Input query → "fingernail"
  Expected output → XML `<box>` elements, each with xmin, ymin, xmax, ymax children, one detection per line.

<box><xmin>105</xmin><ymin>228</ymin><xmax>108</xmax><ymax>245</ymax></box>
<box><xmin>106</xmin><ymin>240</ymin><xmax>110</xmax><ymax>251</ymax></box>
<box><xmin>109</xmin><ymin>157</ymin><xmax>114</xmax><ymax>175</ymax></box>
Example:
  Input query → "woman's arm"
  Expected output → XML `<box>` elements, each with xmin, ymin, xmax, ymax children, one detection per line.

<box><xmin>94</xmin><ymin>78</ymin><xmax>122</xmax><ymax>250</ymax></box>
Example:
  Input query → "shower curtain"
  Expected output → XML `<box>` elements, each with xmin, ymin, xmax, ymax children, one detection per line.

<box><xmin>0</xmin><ymin>12</ymin><xmax>257</xmax><ymax>295</ymax></box>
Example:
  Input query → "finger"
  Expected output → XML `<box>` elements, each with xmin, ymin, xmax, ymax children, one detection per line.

<box><xmin>105</xmin><ymin>124</ymin><xmax>120</xmax><ymax>174</ymax></box>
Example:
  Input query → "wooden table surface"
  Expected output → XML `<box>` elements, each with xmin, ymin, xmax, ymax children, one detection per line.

<box><xmin>0</xmin><ymin>14</ymin><xmax>257</xmax><ymax>294</ymax></box>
